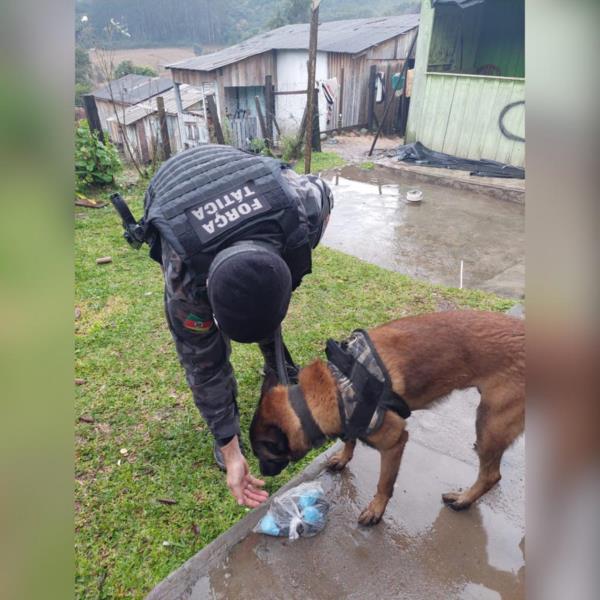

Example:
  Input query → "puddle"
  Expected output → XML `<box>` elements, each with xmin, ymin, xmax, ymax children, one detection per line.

<box><xmin>321</xmin><ymin>166</ymin><xmax>525</xmax><ymax>298</ymax></box>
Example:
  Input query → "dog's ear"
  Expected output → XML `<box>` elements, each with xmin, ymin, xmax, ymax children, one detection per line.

<box><xmin>260</xmin><ymin>368</ymin><xmax>280</xmax><ymax>399</ymax></box>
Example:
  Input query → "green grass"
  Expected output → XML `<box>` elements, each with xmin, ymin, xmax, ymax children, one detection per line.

<box><xmin>359</xmin><ymin>161</ymin><xmax>375</xmax><ymax>170</ymax></box>
<box><xmin>293</xmin><ymin>151</ymin><xmax>347</xmax><ymax>174</ymax></box>
<box><xmin>75</xmin><ymin>181</ymin><xmax>513</xmax><ymax>598</ymax></box>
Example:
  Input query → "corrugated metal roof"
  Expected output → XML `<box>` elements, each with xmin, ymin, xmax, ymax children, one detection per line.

<box><xmin>432</xmin><ymin>0</ymin><xmax>485</xmax><ymax>7</ymax></box>
<box><xmin>168</xmin><ymin>14</ymin><xmax>420</xmax><ymax>72</ymax></box>
<box><xmin>93</xmin><ymin>74</ymin><xmax>173</xmax><ymax>104</ymax></box>
<box><xmin>106</xmin><ymin>84</ymin><xmax>204</xmax><ymax>126</ymax></box>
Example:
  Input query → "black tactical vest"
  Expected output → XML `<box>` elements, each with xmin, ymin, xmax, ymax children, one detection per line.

<box><xmin>143</xmin><ymin>145</ymin><xmax>312</xmax><ymax>285</ymax></box>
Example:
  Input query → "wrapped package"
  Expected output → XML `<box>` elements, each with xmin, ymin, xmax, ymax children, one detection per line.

<box><xmin>254</xmin><ymin>482</ymin><xmax>329</xmax><ymax>540</ymax></box>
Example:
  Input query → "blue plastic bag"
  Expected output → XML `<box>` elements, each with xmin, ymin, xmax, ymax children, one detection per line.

<box><xmin>254</xmin><ymin>482</ymin><xmax>329</xmax><ymax>540</ymax></box>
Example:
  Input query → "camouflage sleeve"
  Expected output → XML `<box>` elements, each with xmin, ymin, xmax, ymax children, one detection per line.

<box><xmin>281</xmin><ymin>169</ymin><xmax>330</xmax><ymax>248</ymax></box>
<box><xmin>161</xmin><ymin>241</ymin><xmax>239</xmax><ymax>442</ymax></box>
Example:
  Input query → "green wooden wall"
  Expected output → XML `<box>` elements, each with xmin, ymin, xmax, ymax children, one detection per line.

<box><xmin>412</xmin><ymin>73</ymin><xmax>524</xmax><ymax>165</ymax></box>
<box><xmin>407</xmin><ymin>0</ymin><xmax>525</xmax><ymax>167</ymax></box>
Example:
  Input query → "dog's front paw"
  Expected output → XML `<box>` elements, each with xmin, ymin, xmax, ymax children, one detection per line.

<box><xmin>442</xmin><ymin>491</ymin><xmax>472</xmax><ymax>511</ymax></box>
<box><xmin>327</xmin><ymin>453</ymin><xmax>349</xmax><ymax>472</ymax></box>
<box><xmin>358</xmin><ymin>503</ymin><xmax>385</xmax><ymax>526</ymax></box>
<box><xmin>358</xmin><ymin>507</ymin><xmax>382</xmax><ymax>526</ymax></box>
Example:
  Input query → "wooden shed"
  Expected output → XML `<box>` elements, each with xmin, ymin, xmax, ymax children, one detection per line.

<box><xmin>92</xmin><ymin>74</ymin><xmax>173</xmax><ymax>132</ymax></box>
<box><xmin>406</xmin><ymin>0</ymin><xmax>525</xmax><ymax>167</ymax></box>
<box><xmin>167</xmin><ymin>15</ymin><xmax>420</xmax><ymax>144</ymax></box>
<box><xmin>106</xmin><ymin>84</ymin><xmax>205</xmax><ymax>164</ymax></box>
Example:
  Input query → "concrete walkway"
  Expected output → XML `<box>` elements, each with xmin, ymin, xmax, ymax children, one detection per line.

<box><xmin>147</xmin><ymin>387</ymin><xmax>524</xmax><ymax>600</ymax></box>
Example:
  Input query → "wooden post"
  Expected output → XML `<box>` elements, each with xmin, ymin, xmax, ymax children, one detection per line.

<box><xmin>304</xmin><ymin>0</ymin><xmax>320</xmax><ymax>174</ymax></box>
<box><xmin>205</xmin><ymin>94</ymin><xmax>225</xmax><ymax>144</ymax></box>
<box><xmin>311</xmin><ymin>87</ymin><xmax>321</xmax><ymax>152</ymax></box>
<box><xmin>295</xmin><ymin>104</ymin><xmax>308</xmax><ymax>152</ymax></box>
<box><xmin>264</xmin><ymin>75</ymin><xmax>274</xmax><ymax>146</ymax></box>
<box><xmin>367</xmin><ymin>65</ymin><xmax>377</xmax><ymax>131</ymax></box>
<box><xmin>83</xmin><ymin>94</ymin><xmax>104</xmax><ymax>142</ymax></box>
<box><xmin>136</xmin><ymin>121</ymin><xmax>150</xmax><ymax>164</ymax></box>
<box><xmin>156</xmin><ymin>96</ymin><xmax>171</xmax><ymax>160</ymax></box>
<box><xmin>337</xmin><ymin>67</ymin><xmax>345</xmax><ymax>130</ymax></box>
<box><xmin>255</xmin><ymin>96</ymin><xmax>268</xmax><ymax>145</ymax></box>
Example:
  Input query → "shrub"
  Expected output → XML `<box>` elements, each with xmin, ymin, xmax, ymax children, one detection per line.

<box><xmin>222</xmin><ymin>117</ymin><xmax>233</xmax><ymax>146</ymax></box>
<box><xmin>249</xmin><ymin>137</ymin><xmax>273</xmax><ymax>157</ymax></box>
<box><xmin>114</xmin><ymin>60</ymin><xmax>157</xmax><ymax>79</ymax></box>
<box><xmin>280</xmin><ymin>133</ymin><xmax>303</xmax><ymax>162</ymax></box>
<box><xmin>75</xmin><ymin>120</ymin><xmax>122</xmax><ymax>191</ymax></box>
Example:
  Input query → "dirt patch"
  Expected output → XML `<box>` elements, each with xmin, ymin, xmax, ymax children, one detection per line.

<box><xmin>322</xmin><ymin>132</ymin><xmax>402</xmax><ymax>162</ymax></box>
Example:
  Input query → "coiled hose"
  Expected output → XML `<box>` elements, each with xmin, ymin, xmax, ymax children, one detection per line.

<box><xmin>499</xmin><ymin>100</ymin><xmax>525</xmax><ymax>143</ymax></box>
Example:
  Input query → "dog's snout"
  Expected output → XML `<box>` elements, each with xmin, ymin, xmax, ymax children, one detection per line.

<box><xmin>259</xmin><ymin>459</ymin><xmax>289</xmax><ymax>477</ymax></box>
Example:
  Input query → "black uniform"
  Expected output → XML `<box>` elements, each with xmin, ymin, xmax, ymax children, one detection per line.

<box><xmin>143</xmin><ymin>145</ymin><xmax>332</xmax><ymax>443</ymax></box>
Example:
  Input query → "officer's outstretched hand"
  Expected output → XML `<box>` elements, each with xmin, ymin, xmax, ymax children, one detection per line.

<box><xmin>221</xmin><ymin>436</ymin><xmax>269</xmax><ymax>508</ymax></box>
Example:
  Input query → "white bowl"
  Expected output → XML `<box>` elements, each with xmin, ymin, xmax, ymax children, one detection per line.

<box><xmin>406</xmin><ymin>189</ymin><xmax>423</xmax><ymax>203</ymax></box>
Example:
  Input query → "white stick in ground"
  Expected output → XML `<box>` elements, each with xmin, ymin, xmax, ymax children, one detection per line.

<box><xmin>459</xmin><ymin>260</ymin><xmax>464</xmax><ymax>289</ymax></box>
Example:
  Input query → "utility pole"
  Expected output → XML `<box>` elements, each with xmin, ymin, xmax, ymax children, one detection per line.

<box><xmin>304</xmin><ymin>0</ymin><xmax>320</xmax><ymax>174</ymax></box>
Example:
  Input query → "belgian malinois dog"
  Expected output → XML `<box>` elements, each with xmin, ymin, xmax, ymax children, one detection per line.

<box><xmin>250</xmin><ymin>310</ymin><xmax>524</xmax><ymax>525</ymax></box>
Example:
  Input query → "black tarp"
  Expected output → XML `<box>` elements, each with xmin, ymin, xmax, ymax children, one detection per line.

<box><xmin>432</xmin><ymin>0</ymin><xmax>486</xmax><ymax>8</ymax></box>
<box><xmin>390</xmin><ymin>142</ymin><xmax>525</xmax><ymax>179</ymax></box>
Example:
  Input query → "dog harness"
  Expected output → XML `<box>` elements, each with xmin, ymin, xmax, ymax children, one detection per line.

<box><xmin>326</xmin><ymin>329</ymin><xmax>411</xmax><ymax>440</ymax></box>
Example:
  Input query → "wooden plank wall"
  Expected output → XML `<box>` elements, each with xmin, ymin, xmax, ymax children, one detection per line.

<box><xmin>327</xmin><ymin>52</ymin><xmax>369</xmax><ymax>128</ymax></box>
<box><xmin>327</xmin><ymin>30</ymin><xmax>417</xmax><ymax>131</ymax></box>
<box><xmin>413</xmin><ymin>73</ymin><xmax>524</xmax><ymax>166</ymax></box>
<box><xmin>171</xmin><ymin>51</ymin><xmax>275</xmax><ymax>121</ymax></box>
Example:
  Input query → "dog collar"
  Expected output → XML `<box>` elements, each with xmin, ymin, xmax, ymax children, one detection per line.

<box><xmin>288</xmin><ymin>385</ymin><xmax>328</xmax><ymax>449</ymax></box>
<box><xmin>326</xmin><ymin>329</ymin><xmax>411</xmax><ymax>440</ymax></box>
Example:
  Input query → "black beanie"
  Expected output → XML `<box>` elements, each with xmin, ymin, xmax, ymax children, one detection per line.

<box><xmin>207</xmin><ymin>244</ymin><xmax>292</xmax><ymax>343</ymax></box>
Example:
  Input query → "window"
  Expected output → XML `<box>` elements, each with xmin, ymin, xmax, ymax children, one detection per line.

<box><xmin>186</xmin><ymin>123</ymin><xmax>199</xmax><ymax>141</ymax></box>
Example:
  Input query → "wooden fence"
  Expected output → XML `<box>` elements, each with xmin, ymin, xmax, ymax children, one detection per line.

<box><xmin>229</xmin><ymin>116</ymin><xmax>259</xmax><ymax>150</ymax></box>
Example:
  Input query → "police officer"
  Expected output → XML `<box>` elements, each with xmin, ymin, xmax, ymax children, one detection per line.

<box><xmin>128</xmin><ymin>144</ymin><xmax>333</xmax><ymax>508</ymax></box>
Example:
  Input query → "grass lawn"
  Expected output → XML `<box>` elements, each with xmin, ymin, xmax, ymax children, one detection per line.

<box><xmin>293</xmin><ymin>151</ymin><xmax>346</xmax><ymax>174</ymax></box>
<box><xmin>75</xmin><ymin>176</ymin><xmax>513</xmax><ymax>598</ymax></box>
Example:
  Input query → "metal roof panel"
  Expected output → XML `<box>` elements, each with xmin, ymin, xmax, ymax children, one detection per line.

<box><xmin>168</xmin><ymin>14</ymin><xmax>419</xmax><ymax>72</ymax></box>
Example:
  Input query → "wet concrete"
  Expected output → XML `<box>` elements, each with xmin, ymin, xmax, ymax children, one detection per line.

<box><xmin>147</xmin><ymin>387</ymin><xmax>524</xmax><ymax>600</ymax></box>
<box><xmin>321</xmin><ymin>166</ymin><xmax>525</xmax><ymax>299</ymax></box>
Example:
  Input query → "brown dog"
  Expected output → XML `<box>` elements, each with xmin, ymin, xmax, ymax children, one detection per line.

<box><xmin>250</xmin><ymin>310</ymin><xmax>524</xmax><ymax>525</ymax></box>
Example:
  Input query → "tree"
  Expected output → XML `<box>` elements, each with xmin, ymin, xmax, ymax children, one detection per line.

<box><xmin>113</xmin><ymin>60</ymin><xmax>157</xmax><ymax>79</ymax></box>
<box><xmin>75</xmin><ymin>47</ymin><xmax>92</xmax><ymax>107</ymax></box>
<box><xmin>75</xmin><ymin>47</ymin><xmax>91</xmax><ymax>85</ymax></box>
<box><xmin>268</xmin><ymin>0</ymin><xmax>311</xmax><ymax>29</ymax></box>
